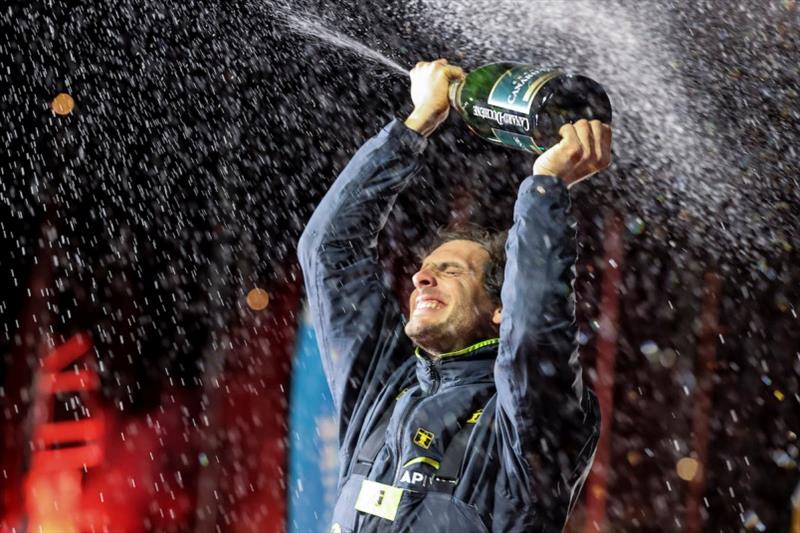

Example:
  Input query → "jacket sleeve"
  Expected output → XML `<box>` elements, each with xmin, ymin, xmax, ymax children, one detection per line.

<box><xmin>297</xmin><ymin>119</ymin><xmax>427</xmax><ymax>428</ymax></box>
<box><xmin>493</xmin><ymin>175</ymin><xmax>601</xmax><ymax>528</ymax></box>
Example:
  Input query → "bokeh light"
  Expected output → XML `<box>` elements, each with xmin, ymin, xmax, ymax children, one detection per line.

<box><xmin>50</xmin><ymin>93</ymin><xmax>75</xmax><ymax>116</ymax></box>
<box><xmin>626</xmin><ymin>450</ymin><xmax>642</xmax><ymax>466</ymax></box>
<box><xmin>246</xmin><ymin>288</ymin><xmax>270</xmax><ymax>310</ymax></box>
<box><xmin>676</xmin><ymin>457</ymin><xmax>700</xmax><ymax>481</ymax></box>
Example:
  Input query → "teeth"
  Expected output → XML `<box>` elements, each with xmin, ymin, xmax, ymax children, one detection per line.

<box><xmin>415</xmin><ymin>300</ymin><xmax>442</xmax><ymax>310</ymax></box>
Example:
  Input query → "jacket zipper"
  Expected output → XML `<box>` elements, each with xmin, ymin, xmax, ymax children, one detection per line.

<box><xmin>427</xmin><ymin>359</ymin><xmax>441</xmax><ymax>395</ymax></box>
<box><xmin>393</xmin><ymin>359</ymin><xmax>441</xmax><ymax>483</ymax></box>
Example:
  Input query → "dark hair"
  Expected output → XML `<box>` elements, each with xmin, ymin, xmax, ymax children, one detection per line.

<box><xmin>416</xmin><ymin>223</ymin><xmax>508</xmax><ymax>304</ymax></box>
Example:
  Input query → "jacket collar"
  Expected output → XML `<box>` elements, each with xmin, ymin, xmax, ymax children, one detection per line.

<box><xmin>414</xmin><ymin>338</ymin><xmax>499</xmax><ymax>394</ymax></box>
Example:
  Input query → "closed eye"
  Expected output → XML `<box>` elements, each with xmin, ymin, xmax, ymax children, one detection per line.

<box><xmin>419</xmin><ymin>261</ymin><xmax>469</xmax><ymax>276</ymax></box>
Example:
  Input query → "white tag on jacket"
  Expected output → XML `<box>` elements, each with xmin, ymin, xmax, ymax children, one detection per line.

<box><xmin>354</xmin><ymin>479</ymin><xmax>404</xmax><ymax>521</ymax></box>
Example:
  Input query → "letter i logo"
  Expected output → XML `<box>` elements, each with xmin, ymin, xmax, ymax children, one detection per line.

<box><xmin>413</xmin><ymin>428</ymin><xmax>434</xmax><ymax>449</ymax></box>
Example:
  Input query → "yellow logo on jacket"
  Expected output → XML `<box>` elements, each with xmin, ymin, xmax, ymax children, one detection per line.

<box><xmin>413</xmin><ymin>428</ymin><xmax>434</xmax><ymax>449</ymax></box>
<box><xmin>467</xmin><ymin>409</ymin><xmax>483</xmax><ymax>423</ymax></box>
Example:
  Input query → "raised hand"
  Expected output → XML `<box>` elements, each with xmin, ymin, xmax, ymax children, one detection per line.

<box><xmin>404</xmin><ymin>58</ymin><xmax>465</xmax><ymax>137</ymax></box>
<box><xmin>532</xmin><ymin>119</ymin><xmax>612</xmax><ymax>187</ymax></box>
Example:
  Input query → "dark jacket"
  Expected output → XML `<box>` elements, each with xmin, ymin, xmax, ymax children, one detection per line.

<box><xmin>297</xmin><ymin>119</ymin><xmax>600</xmax><ymax>532</ymax></box>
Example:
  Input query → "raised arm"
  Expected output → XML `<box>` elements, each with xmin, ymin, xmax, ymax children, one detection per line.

<box><xmin>493</xmin><ymin>120</ymin><xmax>612</xmax><ymax>526</ymax></box>
<box><xmin>297</xmin><ymin>120</ymin><xmax>425</xmax><ymax>424</ymax></box>
<box><xmin>297</xmin><ymin>59</ymin><xmax>464</xmax><ymax>426</ymax></box>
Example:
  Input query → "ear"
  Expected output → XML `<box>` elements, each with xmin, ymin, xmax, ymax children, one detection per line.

<box><xmin>491</xmin><ymin>306</ymin><xmax>502</xmax><ymax>326</ymax></box>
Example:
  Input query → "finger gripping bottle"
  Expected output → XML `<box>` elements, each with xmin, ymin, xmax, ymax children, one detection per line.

<box><xmin>448</xmin><ymin>62</ymin><xmax>612</xmax><ymax>153</ymax></box>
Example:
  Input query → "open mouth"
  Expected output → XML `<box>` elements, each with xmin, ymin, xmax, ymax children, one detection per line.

<box><xmin>413</xmin><ymin>297</ymin><xmax>447</xmax><ymax>315</ymax></box>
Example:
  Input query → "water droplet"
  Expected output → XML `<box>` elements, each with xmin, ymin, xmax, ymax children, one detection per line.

<box><xmin>743</xmin><ymin>510</ymin><xmax>766</xmax><ymax>531</ymax></box>
<box><xmin>639</xmin><ymin>341</ymin><xmax>658</xmax><ymax>359</ymax></box>
<box><xmin>659</xmin><ymin>348</ymin><xmax>677</xmax><ymax>368</ymax></box>
<box><xmin>625</xmin><ymin>216</ymin><xmax>645</xmax><ymax>235</ymax></box>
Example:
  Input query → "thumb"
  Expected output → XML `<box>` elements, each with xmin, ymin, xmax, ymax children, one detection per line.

<box><xmin>445</xmin><ymin>65</ymin><xmax>465</xmax><ymax>81</ymax></box>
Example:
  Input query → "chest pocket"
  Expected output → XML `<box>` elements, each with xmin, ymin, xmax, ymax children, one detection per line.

<box><xmin>352</xmin><ymin>403</ymin><xmax>475</xmax><ymax>490</ymax></box>
<box><xmin>398</xmin><ymin>417</ymin><xmax>474</xmax><ymax>494</ymax></box>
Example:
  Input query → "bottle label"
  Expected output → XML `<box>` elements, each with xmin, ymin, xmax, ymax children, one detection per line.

<box><xmin>472</xmin><ymin>105</ymin><xmax>530</xmax><ymax>130</ymax></box>
<box><xmin>488</xmin><ymin>66</ymin><xmax>558</xmax><ymax>115</ymax></box>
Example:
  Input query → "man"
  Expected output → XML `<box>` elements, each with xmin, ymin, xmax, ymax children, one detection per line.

<box><xmin>298</xmin><ymin>58</ymin><xmax>611</xmax><ymax>532</ymax></box>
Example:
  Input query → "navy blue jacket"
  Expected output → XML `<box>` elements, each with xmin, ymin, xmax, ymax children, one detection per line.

<box><xmin>297</xmin><ymin>119</ymin><xmax>600</xmax><ymax>532</ymax></box>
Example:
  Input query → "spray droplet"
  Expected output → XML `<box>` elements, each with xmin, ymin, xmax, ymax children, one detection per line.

<box><xmin>625</xmin><ymin>216</ymin><xmax>645</xmax><ymax>235</ymax></box>
<box><xmin>659</xmin><ymin>348</ymin><xmax>677</xmax><ymax>368</ymax></box>
<box><xmin>743</xmin><ymin>510</ymin><xmax>766</xmax><ymax>531</ymax></box>
<box><xmin>639</xmin><ymin>341</ymin><xmax>658</xmax><ymax>358</ymax></box>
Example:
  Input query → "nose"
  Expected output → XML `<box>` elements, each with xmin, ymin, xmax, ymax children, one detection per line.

<box><xmin>412</xmin><ymin>267</ymin><xmax>437</xmax><ymax>289</ymax></box>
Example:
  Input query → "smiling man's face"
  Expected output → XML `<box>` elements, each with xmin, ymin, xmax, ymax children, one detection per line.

<box><xmin>404</xmin><ymin>239</ymin><xmax>502</xmax><ymax>356</ymax></box>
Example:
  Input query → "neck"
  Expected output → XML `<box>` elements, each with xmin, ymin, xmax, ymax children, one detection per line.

<box><xmin>415</xmin><ymin>341</ymin><xmax>456</xmax><ymax>359</ymax></box>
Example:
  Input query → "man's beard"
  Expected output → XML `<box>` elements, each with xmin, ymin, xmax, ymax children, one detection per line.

<box><xmin>405</xmin><ymin>307</ymin><xmax>498</xmax><ymax>355</ymax></box>
<box><xmin>404</xmin><ymin>316</ymin><xmax>445</xmax><ymax>342</ymax></box>
<box><xmin>404</xmin><ymin>315</ymin><xmax>463</xmax><ymax>354</ymax></box>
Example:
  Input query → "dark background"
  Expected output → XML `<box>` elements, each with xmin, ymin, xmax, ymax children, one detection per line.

<box><xmin>1</xmin><ymin>0</ymin><xmax>799</xmax><ymax>531</ymax></box>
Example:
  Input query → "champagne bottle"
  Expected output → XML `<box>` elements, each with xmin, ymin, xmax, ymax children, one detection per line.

<box><xmin>448</xmin><ymin>62</ymin><xmax>612</xmax><ymax>154</ymax></box>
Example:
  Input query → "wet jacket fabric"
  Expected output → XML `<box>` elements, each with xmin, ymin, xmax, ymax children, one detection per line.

<box><xmin>297</xmin><ymin>119</ymin><xmax>600</xmax><ymax>532</ymax></box>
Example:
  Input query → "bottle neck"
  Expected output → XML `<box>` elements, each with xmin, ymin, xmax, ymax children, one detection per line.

<box><xmin>448</xmin><ymin>79</ymin><xmax>463</xmax><ymax>111</ymax></box>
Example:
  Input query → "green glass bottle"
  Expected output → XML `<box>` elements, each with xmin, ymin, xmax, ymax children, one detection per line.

<box><xmin>448</xmin><ymin>62</ymin><xmax>612</xmax><ymax>154</ymax></box>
